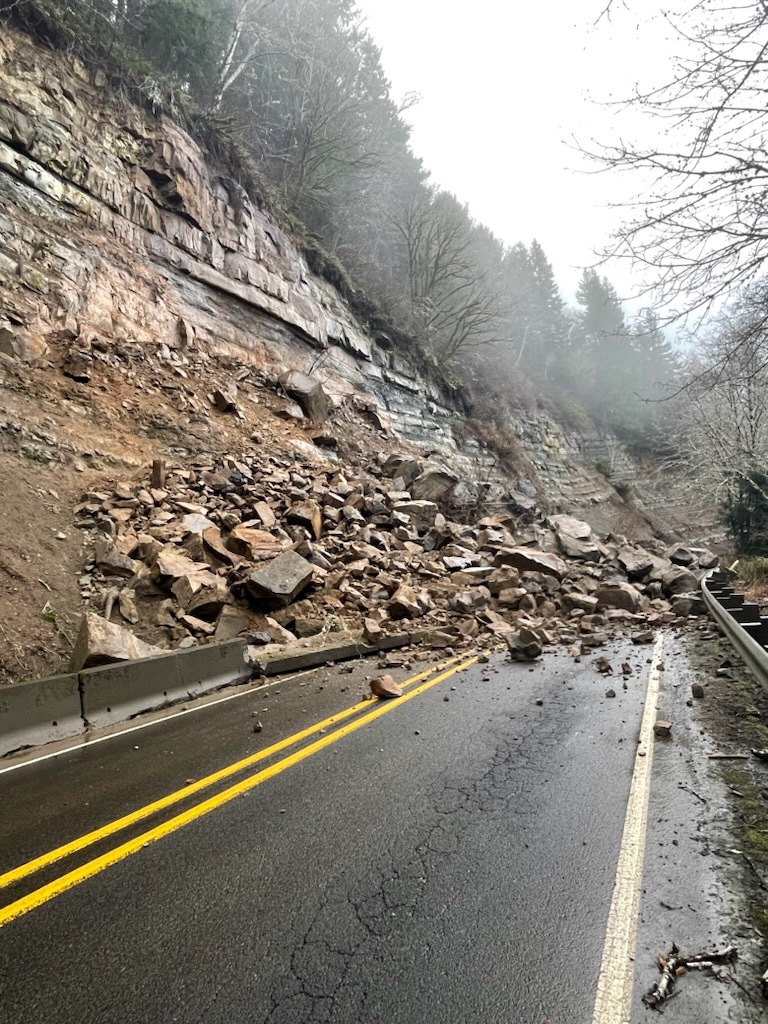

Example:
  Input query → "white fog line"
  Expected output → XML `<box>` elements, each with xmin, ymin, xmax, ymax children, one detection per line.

<box><xmin>591</xmin><ymin>631</ymin><xmax>665</xmax><ymax>1024</ymax></box>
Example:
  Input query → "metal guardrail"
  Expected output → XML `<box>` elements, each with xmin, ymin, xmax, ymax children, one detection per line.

<box><xmin>701</xmin><ymin>570</ymin><xmax>768</xmax><ymax>687</ymax></box>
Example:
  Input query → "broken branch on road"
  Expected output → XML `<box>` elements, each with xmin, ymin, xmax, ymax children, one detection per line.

<box><xmin>642</xmin><ymin>944</ymin><xmax>737</xmax><ymax>1009</ymax></box>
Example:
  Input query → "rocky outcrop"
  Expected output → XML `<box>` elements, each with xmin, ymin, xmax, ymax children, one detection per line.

<box><xmin>0</xmin><ymin>26</ymin><xmax>719</xmax><ymax>543</ymax></box>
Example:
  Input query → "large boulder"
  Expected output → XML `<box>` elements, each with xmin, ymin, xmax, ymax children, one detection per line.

<box><xmin>391</xmin><ymin>500</ymin><xmax>439</xmax><ymax>532</ymax></box>
<box><xmin>595</xmin><ymin>581</ymin><xmax>644</xmax><ymax>613</ymax></box>
<box><xmin>617</xmin><ymin>546</ymin><xmax>655</xmax><ymax>580</ymax></box>
<box><xmin>388</xmin><ymin>583</ymin><xmax>423</xmax><ymax>620</ymax></box>
<box><xmin>279</xmin><ymin>370</ymin><xmax>331</xmax><ymax>423</ymax></box>
<box><xmin>665</xmin><ymin>543</ymin><xmax>696</xmax><ymax>566</ymax></box>
<box><xmin>560</xmin><ymin>591</ymin><xmax>600</xmax><ymax>613</ymax></box>
<box><xmin>182</xmin><ymin>513</ymin><xmax>217</xmax><ymax>536</ymax></box>
<box><xmin>548</xmin><ymin>514</ymin><xmax>592</xmax><ymax>540</ymax></box>
<box><xmin>557</xmin><ymin>533</ymin><xmax>602</xmax><ymax>561</ymax></box>
<box><xmin>506</xmin><ymin>626</ymin><xmax>543</xmax><ymax>661</ymax></box>
<box><xmin>245</xmin><ymin>551</ymin><xmax>315</xmax><ymax>608</ymax></box>
<box><xmin>69</xmin><ymin>612</ymin><xmax>163</xmax><ymax>671</ymax></box>
<box><xmin>410</xmin><ymin>464</ymin><xmax>459</xmax><ymax>503</ymax></box>
<box><xmin>494</xmin><ymin>547</ymin><xmax>568</xmax><ymax>580</ymax></box>
<box><xmin>186</xmin><ymin>584</ymin><xmax>231</xmax><ymax>621</ymax></box>
<box><xmin>0</xmin><ymin>326</ymin><xmax>48</xmax><ymax>363</ymax></box>
<box><xmin>661</xmin><ymin>565</ymin><xmax>699</xmax><ymax>597</ymax></box>
<box><xmin>382</xmin><ymin>454</ymin><xmax>422</xmax><ymax>485</ymax></box>
<box><xmin>697</xmin><ymin>549</ymin><xmax>719</xmax><ymax>570</ymax></box>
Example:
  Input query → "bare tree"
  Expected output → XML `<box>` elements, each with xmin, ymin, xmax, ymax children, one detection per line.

<box><xmin>209</xmin><ymin>0</ymin><xmax>282</xmax><ymax>111</ymax></box>
<box><xmin>394</xmin><ymin>187</ymin><xmax>506</xmax><ymax>361</ymax></box>
<box><xmin>672</xmin><ymin>283</ymin><xmax>768</xmax><ymax>518</ymax></box>
<box><xmin>589</xmin><ymin>2</ymin><xmax>768</xmax><ymax>325</ymax></box>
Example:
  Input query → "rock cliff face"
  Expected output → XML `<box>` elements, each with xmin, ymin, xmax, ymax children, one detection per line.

<box><xmin>0</xmin><ymin>27</ymin><xmax>715</xmax><ymax>541</ymax></box>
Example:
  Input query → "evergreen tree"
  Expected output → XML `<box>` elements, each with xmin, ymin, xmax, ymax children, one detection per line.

<box><xmin>501</xmin><ymin>240</ymin><xmax>565</xmax><ymax>379</ymax></box>
<box><xmin>723</xmin><ymin>472</ymin><xmax>768</xmax><ymax>555</ymax></box>
<box><xmin>575</xmin><ymin>268</ymin><xmax>625</xmax><ymax>339</ymax></box>
<box><xmin>631</xmin><ymin>308</ymin><xmax>678</xmax><ymax>402</ymax></box>
<box><xmin>573</xmin><ymin>268</ymin><xmax>632</xmax><ymax>424</ymax></box>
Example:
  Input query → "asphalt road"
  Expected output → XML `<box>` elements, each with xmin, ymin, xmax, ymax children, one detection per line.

<box><xmin>0</xmin><ymin>636</ymin><xmax>750</xmax><ymax>1023</ymax></box>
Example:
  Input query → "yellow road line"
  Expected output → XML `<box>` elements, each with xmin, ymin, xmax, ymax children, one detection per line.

<box><xmin>0</xmin><ymin>656</ymin><xmax>477</xmax><ymax>928</ymax></box>
<box><xmin>592</xmin><ymin>632</ymin><xmax>664</xmax><ymax>1024</ymax></box>
<box><xmin>0</xmin><ymin>654</ymin><xmax>466</xmax><ymax>892</ymax></box>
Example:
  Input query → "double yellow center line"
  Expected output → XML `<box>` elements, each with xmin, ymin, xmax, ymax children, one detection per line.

<box><xmin>0</xmin><ymin>653</ymin><xmax>477</xmax><ymax>929</ymax></box>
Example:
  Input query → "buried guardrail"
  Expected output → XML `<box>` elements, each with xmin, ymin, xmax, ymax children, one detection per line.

<box><xmin>701</xmin><ymin>569</ymin><xmax>768</xmax><ymax>687</ymax></box>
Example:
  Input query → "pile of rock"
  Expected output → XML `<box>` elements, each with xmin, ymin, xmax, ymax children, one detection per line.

<box><xmin>69</xmin><ymin>446</ymin><xmax>716</xmax><ymax>670</ymax></box>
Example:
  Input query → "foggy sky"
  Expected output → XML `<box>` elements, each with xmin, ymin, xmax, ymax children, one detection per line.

<box><xmin>355</xmin><ymin>0</ymin><xmax>678</xmax><ymax>307</ymax></box>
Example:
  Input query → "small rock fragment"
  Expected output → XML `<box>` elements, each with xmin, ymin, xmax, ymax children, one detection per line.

<box><xmin>370</xmin><ymin>674</ymin><xmax>402</xmax><ymax>699</ymax></box>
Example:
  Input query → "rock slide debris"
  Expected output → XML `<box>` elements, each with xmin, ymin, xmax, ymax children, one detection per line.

<box><xmin>67</xmin><ymin>443</ymin><xmax>715</xmax><ymax>671</ymax></box>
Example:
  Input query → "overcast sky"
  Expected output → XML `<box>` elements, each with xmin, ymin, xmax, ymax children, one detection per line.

<box><xmin>354</xmin><ymin>0</ymin><xmax>679</xmax><ymax>307</ymax></box>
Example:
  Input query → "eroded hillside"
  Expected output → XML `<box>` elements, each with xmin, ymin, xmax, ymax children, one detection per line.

<box><xmin>0</xmin><ymin>26</ymin><xmax>718</xmax><ymax>682</ymax></box>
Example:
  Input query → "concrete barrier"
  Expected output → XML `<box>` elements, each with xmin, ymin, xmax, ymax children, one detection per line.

<box><xmin>79</xmin><ymin>639</ymin><xmax>250</xmax><ymax>730</ymax></box>
<box><xmin>0</xmin><ymin>673</ymin><xmax>82</xmax><ymax>757</ymax></box>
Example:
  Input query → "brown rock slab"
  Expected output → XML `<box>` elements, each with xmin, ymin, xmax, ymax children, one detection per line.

<box><xmin>0</xmin><ymin>326</ymin><xmax>48</xmax><ymax>363</ymax></box>
<box><xmin>363</xmin><ymin>618</ymin><xmax>384</xmax><ymax>643</ymax></box>
<box><xmin>382</xmin><ymin>454</ymin><xmax>422</xmax><ymax>485</ymax></box>
<box><xmin>153</xmin><ymin>547</ymin><xmax>208</xmax><ymax>582</ymax></box>
<box><xmin>665</xmin><ymin>544</ymin><xmax>695</xmax><ymax>566</ymax></box>
<box><xmin>69</xmin><ymin>612</ymin><xmax>163</xmax><ymax>671</ymax></box>
<box><xmin>226</xmin><ymin>525</ymin><xmax>286</xmax><ymax>561</ymax></box>
<box><xmin>691</xmin><ymin>682</ymin><xmax>705</xmax><ymax>698</ymax></box>
<box><xmin>548</xmin><ymin>514</ymin><xmax>592</xmax><ymax>540</ymax></box>
<box><xmin>410</xmin><ymin>465</ymin><xmax>458</xmax><ymax>502</ymax></box>
<box><xmin>178</xmin><ymin>613</ymin><xmax>216</xmax><ymax>636</ymax></box>
<box><xmin>182</xmin><ymin>513</ymin><xmax>217</xmax><ymax>535</ymax></box>
<box><xmin>506</xmin><ymin>626</ymin><xmax>543</xmax><ymax>661</ymax></box>
<box><xmin>617</xmin><ymin>546</ymin><xmax>655</xmax><ymax>580</ymax></box>
<box><xmin>697</xmin><ymin>549</ymin><xmax>719</xmax><ymax>570</ymax></box>
<box><xmin>287</xmin><ymin>499</ymin><xmax>323</xmax><ymax>540</ymax></box>
<box><xmin>557</xmin><ymin>533</ymin><xmax>602</xmax><ymax>561</ymax></box>
<box><xmin>118</xmin><ymin>590</ymin><xmax>139</xmax><ymax>624</ymax></box>
<box><xmin>252</xmin><ymin>501</ymin><xmax>277</xmax><ymax>529</ymax></box>
<box><xmin>653</xmin><ymin>720</ymin><xmax>672</xmax><ymax>738</ymax></box>
<box><xmin>661</xmin><ymin>566</ymin><xmax>698</xmax><ymax>597</ymax></box>
<box><xmin>171</xmin><ymin>570</ymin><xmax>219</xmax><ymax>607</ymax></box>
<box><xmin>388</xmin><ymin>583</ymin><xmax>422</xmax><ymax>620</ymax></box>
<box><xmin>497</xmin><ymin>587</ymin><xmax>526</xmax><ymax>608</ymax></box>
<box><xmin>212</xmin><ymin>385</ymin><xmax>239</xmax><ymax>413</ymax></box>
<box><xmin>632</xmin><ymin>629</ymin><xmax>655</xmax><ymax>644</ymax></box>
<box><xmin>202</xmin><ymin>526</ymin><xmax>239</xmax><ymax>567</ymax></box>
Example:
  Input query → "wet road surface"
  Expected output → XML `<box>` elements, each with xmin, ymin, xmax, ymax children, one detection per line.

<box><xmin>0</xmin><ymin>635</ymin><xmax>750</xmax><ymax>1023</ymax></box>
